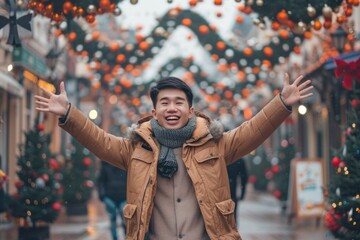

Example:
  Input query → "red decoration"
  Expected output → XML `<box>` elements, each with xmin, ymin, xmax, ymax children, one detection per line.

<box><xmin>334</xmin><ymin>57</ymin><xmax>360</xmax><ymax>90</ymax></box>
<box><xmin>248</xmin><ymin>175</ymin><xmax>257</xmax><ymax>183</ymax></box>
<box><xmin>52</xmin><ymin>202</ymin><xmax>62</xmax><ymax>212</ymax></box>
<box><xmin>271</xmin><ymin>165</ymin><xmax>280</xmax><ymax>174</ymax></box>
<box><xmin>41</xmin><ymin>174</ymin><xmax>49</xmax><ymax>182</ymax></box>
<box><xmin>15</xmin><ymin>180</ymin><xmax>23</xmax><ymax>188</ymax></box>
<box><xmin>49</xmin><ymin>158</ymin><xmax>60</xmax><ymax>171</ymax></box>
<box><xmin>332</xmin><ymin>156</ymin><xmax>341</xmax><ymax>168</ymax></box>
<box><xmin>351</xmin><ymin>99</ymin><xmax>359</xmax><ymax>108</ymax></box>
<box><xmin>37</xmin><ymin>123</ymin><xmax>45</xmax><ymax>131</ymax></box>
<box><xmin>82</xmin><ymin>157</ymin><xmax>92</xmax><ymax>167</ymax></box>
<box><xmin>273</xmin><ymin>190</ymin><xmax>281</xmax><ymax>199</ymax></box>
<box><xmin>324</xmin><ymin>211</ymin><xmax>341</xmax><ymax>231</ymax></box>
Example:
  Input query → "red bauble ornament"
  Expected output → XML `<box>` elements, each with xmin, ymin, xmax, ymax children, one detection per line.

<box><xmin>271</xmin><ymin>165</ymin><xmax>280</xmax><ymax>174</ymax></box>
<box><xmin>52</xmin><ymin>202</ymin><xmax>62</xmax><ymax>212</ymax></box>
<box><xmin>15</xmin><ymin>180</ymin><xmax>23</xmax><ymax>188</ymax></box>
<box><xmin>248</xmin><ymin>175</ymin><xmax>257</xmax><ymax>183</ymax></box>
<box><xmin>49</xmin><ymin>158</ymin><xmax>60</xmax><ymax>171</ymax></box>
<box><xmin>332</xmin><ymin>156</ymin><xmax>341</xmax><ymax>168</ymax></box>
<box><xmin>324</xmin><ymin>211</ymin><xmax>341</xmax><ymax>231</ymax></box>
<box><xmin>351</xmin><ymin>99</ymin><xmax>359</xmax><ymax>108</ymax></box>
<box><xmin>37</xmin><ymin>123</ymin><xmax>45</xmax><ymax>131</ymax></box>
<box><xmin>82</xmin><ymin>157</ymin><xmax>92</xmax><ymax>167</ymax></box>
<box><xmin>273</xmin><ymin>190</ymin><xmax>281</xmax><ymax>199</ymax></box>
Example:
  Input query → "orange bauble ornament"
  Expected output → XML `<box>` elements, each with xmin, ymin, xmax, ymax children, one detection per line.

<box><xmin>276</xmin><ymin>10</ymin><xmax>288</xmax><ymax>23</ymax></box>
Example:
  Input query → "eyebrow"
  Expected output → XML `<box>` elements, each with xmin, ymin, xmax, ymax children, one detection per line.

<box><xmin>159</xmin><ymin>96</ymin><xmax>186</xmax><ymax>102</ymax></box>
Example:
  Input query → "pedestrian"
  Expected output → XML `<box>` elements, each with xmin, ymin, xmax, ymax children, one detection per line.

<box><xmin>98</xmin><ymin>161</ymin><xmax>127</xmax><ymax>240</ymax></box>
<box><xmin>227</xmin><ymin>158</ymin><xmax>248</xmax><ymax>224</ymax></box>
<box><xmin>35</xmin><ymin>74</ymin><xmax>313</xmax><ymax>239</ymax></box>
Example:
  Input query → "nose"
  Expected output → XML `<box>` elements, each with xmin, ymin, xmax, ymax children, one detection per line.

<box><xmin>167</xmin><ymin>102</ymin><xmax>178</xmax><ymax>112</ymax></box>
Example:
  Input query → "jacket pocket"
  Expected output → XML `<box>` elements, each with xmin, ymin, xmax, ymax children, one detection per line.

<box><xmin>214</xmin><ymin>199</ymin><xmax>237</xmax><ymax>234</ymax></box>
<box><xmin>123</xmin><ymin>203</ymin><xmax>138</xmax><ymax>238</ymax></box>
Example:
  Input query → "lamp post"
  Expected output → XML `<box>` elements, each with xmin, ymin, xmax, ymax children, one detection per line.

<box><xmin>330</xmin><ymin>27</ymin><xmax>348</xmax><ymax>54</ymax></box>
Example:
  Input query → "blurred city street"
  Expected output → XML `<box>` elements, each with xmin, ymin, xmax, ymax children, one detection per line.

<box><xmin>0</xmin><ymin>185</ymin><xmax>334</xmax><ymax>240</ymax></box>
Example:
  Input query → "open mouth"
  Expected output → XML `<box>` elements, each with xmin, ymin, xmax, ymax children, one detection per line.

<box><xmin>165</xmin><ymin>116</ymin><xmax>180</xmax><ymax>122</ymax></box>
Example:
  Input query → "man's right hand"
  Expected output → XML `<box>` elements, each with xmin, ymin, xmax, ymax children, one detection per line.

<box><xmin>35</xmin><ymin>81</ymin><xmax>69</xmax><ymax>117</ymax></box>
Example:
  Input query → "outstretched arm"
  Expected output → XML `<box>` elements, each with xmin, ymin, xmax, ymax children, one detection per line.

<box><xmin>34</xmin><ymin>82</ymin><xmax>70</xmax><ymax>117</ymax></box>
<box><xmin>280</xmin><ymin>73</ymin><xmax>313</xmax><ymax>106</ymax></box>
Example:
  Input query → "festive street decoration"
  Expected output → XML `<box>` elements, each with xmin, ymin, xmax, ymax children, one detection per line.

<box><xmin>243</xmin><ymin>0</ymin><xmax>358</xmax><ymax>34</ymax></box>
<box><xmin>334</xmin><ymin>57</ymin><xmax>360</xmax><ymax>90</ymax></box>
<box><xmin>8</xmin><ymin>117</ymin><xmax>62</xmax><ymax>227</ymax></box>
<box><xmin>63</xmin><ymin>8</ymin><xmax>302</xmax><ymax>95</ymax></box>
<box><xmin>325</xmin><ymin>58</ymin><xmax>360</xmax><ymax>239</ymax></box>
<box><xmin>0</xmin><ymin>11</ymin><xmax>32</xmax><ymax>46</ymax></box>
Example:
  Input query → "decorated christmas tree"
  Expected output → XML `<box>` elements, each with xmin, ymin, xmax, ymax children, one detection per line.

<box><xmin>8</xmin><ymin>117</ymin><xmax>62</xmax><ymax>227</ymax></box>
<box><xmin>272</xmin><ymin>134</ymin><xmax>296</xmax><ymax>211</ymax></box>
<box><xmin>325</xmin><ymin>58</ymin><xmax>360</xmax><ymax>239</ymax></box>
<box><xmin>247</xmin><ymin>145</ymin><xmax>272</xmax><ymax>191</ymax></box>
<box><xmin>62</xmin><ymin>138</ymin><xmax>96</xmax><ymax>215</ymax></box>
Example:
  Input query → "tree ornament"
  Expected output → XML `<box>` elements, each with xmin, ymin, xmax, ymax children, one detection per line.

<box><xmin>332</xmin><ymin>156</ymin><xmax>341</xmax><ymax>168</ymax></box>
<box><xmin>167</xmin><ymin>0</ymin><xmax>173</xmax><ymax>3</ymax></box>
<box><xmin>322</xmin><ymin>4</ymin><xmax>332</xmax><ymax>19</ymax></box>
<box><xmin>325</xmin><ymin>211</ymin><xmax>341</xmax><ymax>231</ymax></box>
<box><xmin>87</xmin><ymin>5</ymin><xmax>97</xmax><ymax>14</ymax></box>
<box><xmin>130</xmin><ymin>0</ymin><xmax>139</xmax><ymax>4</ymax></box>
<box><xmin>113</xmin><ymin>7</ymin><xmax>122</xmax><ymax>16</ymax></box>
<box><xmin>83</xmin><ymin>157</ymin><xmax>92</xmax><ymax>167</ymax></box>
<box><xmin>351</xmin><ymin>99</ymin><xmax>359</xmax><ymax>108</ymax></box>
<box><xmin>307</xmin><ymin>4</ymin><xmax>316</xmax><ymax>18</ymax></box>
<box><xmin>256</xmin><ymin>0</ymin><xmax>263</xmax><ymax>6</ymax></box>
<box><xmin>37</xmin><ymin>123</ymin><xmax>45</xmax><ymax>131</ymax></box>
<box><xmin>35</xmin><ymin>178</ymin><xmax>46</xmax><ymax>188</ymax></box>
<box><xmin>273</xmin><ymin>190</ymin><xmax>281</xmax><ymax>199</ymax></box>
<box><xmin>52</xmin><ymin>202</ymin><xmax>61</xmax><ymax>212</ymax></box>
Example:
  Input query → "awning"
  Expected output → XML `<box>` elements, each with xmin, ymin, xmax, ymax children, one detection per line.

<box><xmin>324</xmin><ymin>50</ymin><xmax>360</xmax><ymax>70</ymax></box>
<box><xmin>0</xmin><ymin>71</ymin><xmax>23</xmax><ymax>97</ymax></box>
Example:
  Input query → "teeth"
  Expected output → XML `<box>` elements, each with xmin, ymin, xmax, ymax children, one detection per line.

<box><xmin>166</xmin><ymin>117</ymin><xmax>178</xmax><ymax>120</ymax></box>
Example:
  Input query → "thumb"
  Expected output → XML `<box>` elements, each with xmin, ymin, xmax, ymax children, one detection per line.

<box><xmin>60</xmin><ymin>82</ymin><xmax>66</xmax><ymax>95</ymax></box>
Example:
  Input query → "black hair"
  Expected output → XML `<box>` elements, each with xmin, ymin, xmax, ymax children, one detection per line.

<box><xmin>150</xmin><ymin>77</ymin><xmax>193</xmax><ymax>108</ymax></box>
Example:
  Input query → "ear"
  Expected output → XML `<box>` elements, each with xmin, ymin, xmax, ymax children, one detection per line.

<box><xmin>151</xmin><ymin>108</ymin><xmax>157</xmax><ymax>119</ymax></box>
<box><xmin>189</xmin><ymin>107</ymin><xmax>194</xmax><ymax>117</ymax></box>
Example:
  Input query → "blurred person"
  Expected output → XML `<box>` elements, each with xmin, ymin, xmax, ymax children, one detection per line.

<box><xmin>98</xmin><ymin>161</ymin><xmax>127</xmax><ymax>240</ymax></box>
<box><xmin>35</xmin><ymin>75</ymin><xmax>313</xmax><ymax>239</ymax></box>
<box><xmin>227</xmin><ymin>158</ymin><xmax>248</xmax><ymax>224</ymax></box>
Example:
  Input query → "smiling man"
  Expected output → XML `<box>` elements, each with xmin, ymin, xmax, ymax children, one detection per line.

<box><xmin>35</xmin><ymin>75</ymin><xmax>313</xmax><ymax>240</ymax></box>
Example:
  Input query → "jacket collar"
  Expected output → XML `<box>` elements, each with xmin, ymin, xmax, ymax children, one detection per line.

<box><xmin>128</xmin><ymin>111</ymin><xmax>224</xmax><ymax>143</ymax></box>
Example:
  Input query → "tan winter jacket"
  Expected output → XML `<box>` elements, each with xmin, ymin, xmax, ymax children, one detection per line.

<box><xmin>60</xmin><ymin>95</ymin><xmax>291</xmax><ymax>240</ymax></box>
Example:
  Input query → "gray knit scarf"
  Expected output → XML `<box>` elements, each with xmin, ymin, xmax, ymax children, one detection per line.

<box><xmin>150</xmin><ymin>116</ymin><xmax>196</xmax><ymax>178</ymax></box>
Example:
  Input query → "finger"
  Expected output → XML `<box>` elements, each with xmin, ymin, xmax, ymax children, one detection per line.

<box><xmin>40</xmin><ymin>86</ymin><xmax>53</xmax><ymax>98</ymax></box>
<box><xmin>34</xmin><ymin>95</ymin><xmax>49</xmax><ymax>102</ymax></box>
<box><xmin>35</xmin><ymin>107</ymin><xmax>49</xmax><ymax>112</ymax></box>
<box><xmin>300</xmin><ymin>93</ymin><xmax>313</xmax><ymax>99</ymax></box>
<box><xmin>284</xmin><ymin>73</ymin><xmax>290</xmax><ymax>86</ymax></box>
<box><xmin>293</xmin><ymin>75</ymin><xmax>304</xmax><ymax>86</ymax></box>
<box><xmin>60</xmin><ymin>82</ymin><xmax>66</xmax><ymax>95</ymax></box>
<box><xmin>35</xmin><ymin>100</ymin><xmax>49</xmax><ymax>107</ymax></box>
<box><xmin>300</xmin><ymin>86</ymin><xmax>314</xmax><ymax>95</ymax></box>
<box><xmin>298</xmin><ymin>80</ymin><xmax>312</xmax><ymax>90</ymax></box>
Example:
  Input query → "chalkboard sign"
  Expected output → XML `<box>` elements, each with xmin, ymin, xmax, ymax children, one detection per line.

<box><xmin>287</xmin><ymin>158</ymin><xmax>325</xmax><ymax>220</ymax></box>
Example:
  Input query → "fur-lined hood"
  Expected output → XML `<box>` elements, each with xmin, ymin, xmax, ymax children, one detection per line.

<box><xmin>127</xmin><ymin>111</ymin><xmax>224</xmax><ymax>142</ymax></box>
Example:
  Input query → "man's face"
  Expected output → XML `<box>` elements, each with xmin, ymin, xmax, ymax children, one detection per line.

<box><xmin>152</xmin><ymin>88</ymin><xmax>194</xmax><ymax>129</ymax></box>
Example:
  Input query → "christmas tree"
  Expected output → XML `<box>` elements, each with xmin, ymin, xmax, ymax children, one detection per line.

<box><xmin>247</xmin><ymin>145</ymin><xmax>272</xmax><ymax>191</ymax></box>
<box><xmin>62</xmin><ymin>138</ymin><xmax>96</xmax><ymax>213</ymax></box>
<box><xmin>8</xmin><ymin>117</ymin><xmax>62</xmax><ymax>227</ymax></box>
<box><xmin>273</xmin><ymin>134</ymin><xmax>296</xmax><ymax>211</ymax></box>
<box><xmin>325</xmin><ymin>58</ymin><xmax>360</xmax><ymax>239</ymax></box>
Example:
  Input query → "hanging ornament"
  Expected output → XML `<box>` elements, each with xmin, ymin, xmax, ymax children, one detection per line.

<box><xmin>332</xmin><ymin>156</ymin><xmax>341</xmax><ymax>168</ymax></box>
<box><xmin>87</xmin><ymin>5</ymin><xmax>97</xmax><ymax>14</ymax></box>
<box><xmin>83</xmin><ymin>157</ymin><xmax>92</xmax><ymax>167</ymax></box>
<box><xmin>113</xmin><ymin>8</ymin><xmax>122</xmax><ymax>16</ymax></box>
<box><xmin>35</xmin><ymin>178</ymin><xmax>45</xmax><ymax>188</ymax></box>
<box><xmin>52</xmin><ymin>202</ymin><xmax>61</xmax><ymax>212</ymax></box>
<box><xmin>256</xmin><ymin>0</ymin><xmax>264</xmax><ymax>6</ymax></box>
<box><xmin>130</xmin><ymin>0</ymin><xmax>139</xmax><ymax>4</ymax></box>
<box><xmin>336</xmin><ymin>188</ymin><xmax>341</xmax><ymax>197</ymax></box>
<box><xmin>322</xmin><ymin>4</ymin><xmax>332</xmax><ymax>19</ymax></box>
<box><xmin>167</xmin><ymin>0</ymin><xmax>173</xmax><ymax>3</ymax></box>
<box><xmin>0</xmin><ymin>10</ymin><xmax>32</xmax><ymax>46</ymax></box>
<box><xmin>352</xmin><ymin>99</ymin><xmax>359</xmax><ymax>108</ymax></box>
<box><xmin>307</xmin><ymin>4</ymin><xmax>316</xmax><ymax>18</ymax></box>
<box><xmin>325</xmin><ymin>211</ymin><xmax>341</xmax><ymax>231</ymax></box>
<box><xmin>37</xmin><ymin>123</ymin><xmax>45</xmax><ymax>131</ymax></box>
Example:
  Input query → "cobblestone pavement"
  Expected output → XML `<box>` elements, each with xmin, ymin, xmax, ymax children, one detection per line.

<box><xmin>0</xmin><ymin>186</ymin><xmax>334</xmax><ymax>240</ymax></box>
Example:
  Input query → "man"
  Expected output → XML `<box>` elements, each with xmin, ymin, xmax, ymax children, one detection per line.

<box><xmin>227</xmin><ymin>158</ymin><xmax>248</xmax><ymax>224</ymax></box>
<box><xmin>98</xmin><ymin>161</ymin><xmax>127</xmax><ymax>240</ymax></box>
<box><xmin>35</xmin><ymin>74</ymin><xmax>312</xmax><ymax>240</ymax></box>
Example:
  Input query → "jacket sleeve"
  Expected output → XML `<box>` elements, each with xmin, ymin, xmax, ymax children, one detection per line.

<box><xmin>222</xmin><ymin>94</ymin><xmax>291</xmax><ymax>164</ymax></box>
<box><xmin>59</xmin><ymin>105</ymin><xmax>133</xmax><ymax>170</ymax></box>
